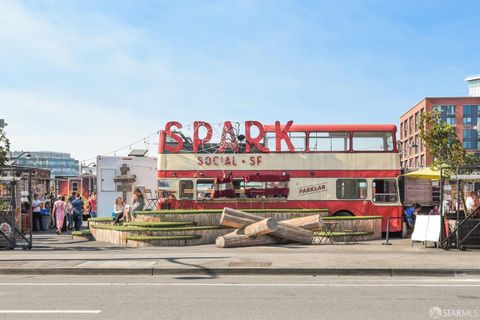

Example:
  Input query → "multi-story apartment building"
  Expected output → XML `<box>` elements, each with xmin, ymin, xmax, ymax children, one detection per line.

<box><xmin>399</xmin><ymin>97</ymin><xmax>480</xmax><ymax>168</ymax></box>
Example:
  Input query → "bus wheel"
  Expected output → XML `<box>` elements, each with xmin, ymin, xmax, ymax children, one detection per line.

<box><xmin>333</xmin><ymin>211</ymin><xmax>353</xmax><ymax>217</ymax></box>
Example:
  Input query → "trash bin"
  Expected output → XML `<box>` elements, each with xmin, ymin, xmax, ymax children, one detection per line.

<box><xmin>40</xmin><ymin>214</ymin><xmax>50</xmax><ymax>231</ymax></box>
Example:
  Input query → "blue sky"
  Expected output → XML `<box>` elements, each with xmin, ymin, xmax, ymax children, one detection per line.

<box><xmin>1</xmin><ymin>0</ymin><xmax>479</xmax><ymax>161</ymax></box>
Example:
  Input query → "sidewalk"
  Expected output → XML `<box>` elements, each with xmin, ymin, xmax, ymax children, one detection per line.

<box><xmin>1</xmin><ymin>231</ymin><xmax>479</xmax><ymax>276</ymax></box>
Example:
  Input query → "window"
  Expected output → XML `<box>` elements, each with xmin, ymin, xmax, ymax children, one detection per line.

<box><xmin>415</xmin><ymin>112</ymin><xmax>419</xmax><ymax>132</ymax></box>
<box><xmin>179</xmin><ymin>180</ymin><xmax>194</xmax><ymax>199</ymax></box>
<box><xmin>464</xmin><ymin>141</ymin><xmax>473</xmax><ymax>149</ymax></box>
<box><xmin>373</xmin><ymin>179</ymin><xmax>398</xmax><ymax>203</ymax></box>
<box><xmin>288</xmin><ymin>132</ymin><xmax>306</xmax><ymax>151</ymax></box>
<box><xmin>463</xmin><ymin>117</ymin><xmax>473</xmax><ymax>126</ymax></box>
<box><xmin>196</xmin><ymin>179</ymin><xmax>214</xmax><ymax>199</ymax></box>
<box><xmin>464</xmin><ymin>129</ymin><xmax>473</xmax><ymax>139</ymax></box>
<box><xmin>72</xmin><ymin>182</ymin><xmax>78</xmax><ymax>193</ymax></box>
<box><xmin>352</xmin><ymin>132</ymin><xmax>394</xmax><ymax>151</ymax></box>
<box><xmin>336</xmin><ymin>179</ymin><xmax>367</xmax><ymax>199</ymax></box>
<box><xmin>434</xmin><ymin>105</ymin><xmax>456</xmax><ymax>126</ymax></box>
<box><xmin>264</xmin><ymin>132</ymin><xmax>306</xmax><ymax>152</ymax></box>
<box><xmin>308</xmin><ymin>132</ymin><xmax>349</xmax><ymax>151</ymax></box>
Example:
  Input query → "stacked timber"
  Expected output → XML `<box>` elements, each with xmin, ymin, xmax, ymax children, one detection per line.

<box><xmin>216</xmin><ymin>208</ymin><xmax>321</xmax><ymax>248</ymax></box>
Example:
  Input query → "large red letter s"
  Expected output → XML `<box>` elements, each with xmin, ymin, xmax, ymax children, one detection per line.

<box><xmin>164</xmin><ymin>121</ymin><xmax>183</xmax><ymax>153</ymax></box>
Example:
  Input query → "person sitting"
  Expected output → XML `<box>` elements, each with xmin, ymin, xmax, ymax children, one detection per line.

<box><xmin>404</xmin><ymin>203</ymin><xmax>421</xmax><ymax>228</ymax></box>
<box><xmin>428</xmin><ymin>205</ymin><xmax>440</xmax><ymax>215</ymax></box>
<box><xmin>112</xmin><ymin>197</ymin><xmax>125</xmax><ymax>223</ymax></box>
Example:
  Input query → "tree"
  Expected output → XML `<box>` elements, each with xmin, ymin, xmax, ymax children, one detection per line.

<box><xmin>419</xmin><ymin>111</ymin><xmax>480</xmax><ymax>169</ymax></box>
<box><xmin>0</xmin><ymin>127</ymin><xmax>10</xmax><ymax>167</ymax></box>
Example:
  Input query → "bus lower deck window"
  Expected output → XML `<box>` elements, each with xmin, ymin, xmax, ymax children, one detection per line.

<box><xmin>179</xmin><ymin>180</ymin><xmax>194</xmax><ymax>199</ymax></box>
<box><xmin>373</xmin><ymin>179</ymin><xmax>397</xmax><ymax>203</ymax></box>
<box><xmin>336</xmin><ymin>179</ymin><xmax>367</xmax><ymax>199</ymax></box>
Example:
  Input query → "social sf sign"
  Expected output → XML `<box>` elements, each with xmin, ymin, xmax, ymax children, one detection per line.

<box><xmin>160</xmin><ymin>120</ymin><xmax>296</xmax><ymax>154</ymax></box>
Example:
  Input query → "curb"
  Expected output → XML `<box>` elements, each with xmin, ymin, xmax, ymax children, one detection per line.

<box><xmin>1</xmin><ymin>267</ymin><xmax>479</xmax><ymax>277</ymax></box>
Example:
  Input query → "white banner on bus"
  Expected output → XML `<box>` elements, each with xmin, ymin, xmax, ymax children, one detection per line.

<box><xmin>411</xmin><ymin>215</ymin><xmax>441</xmax><ymax>242</ymax></box>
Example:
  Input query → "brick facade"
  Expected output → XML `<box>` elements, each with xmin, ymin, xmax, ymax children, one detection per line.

<box><xmin>399</xmin><ymin>97</ymin><xmax>480</xmax><ymax>168</ymax></box>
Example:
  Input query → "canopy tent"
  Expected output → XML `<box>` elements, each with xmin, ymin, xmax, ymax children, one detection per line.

<box><xmin>403</xmin><ymin>167</ymin><xmax>442</xmax><ymax>180</ymax></box>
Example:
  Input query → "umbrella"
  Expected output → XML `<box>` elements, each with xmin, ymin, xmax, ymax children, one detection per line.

<box><xmin>403</xmin><ymin>167</ymin><xmax>442</xmax><ymax>180</ymax></box>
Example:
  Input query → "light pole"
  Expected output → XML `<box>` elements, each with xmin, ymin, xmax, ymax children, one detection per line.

<box><xmin>80</xmin><ymin>162</ymin><xmax>97</xmax><ymax>195</ymax></box>
<box><xmin>7</xmin><ymin>151</ymin><xmax>31</xmax><ymax>165</ymax></box>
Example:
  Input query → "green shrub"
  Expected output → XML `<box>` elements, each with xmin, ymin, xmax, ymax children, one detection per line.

<box><xmin>88</xmin><ymin>217</ymin><xmax>114</xmax><ymax>222</ymax></box>
<box><xmin>72</xmin><ymin>230</ymin><xmax>92</xmax><ymax>236</ymax></box>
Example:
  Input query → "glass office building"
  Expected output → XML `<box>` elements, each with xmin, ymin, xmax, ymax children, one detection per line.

<box><xmin>12</xmin><ymin>151</ymin><xmax>79</xmax><ymax>177</ymax></box>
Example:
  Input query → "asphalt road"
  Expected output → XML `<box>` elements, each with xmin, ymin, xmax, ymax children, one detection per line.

<box><xmin>0</xmin><ymin>275</ymin><xmax>479</xmax><ymax>320</ymax></box>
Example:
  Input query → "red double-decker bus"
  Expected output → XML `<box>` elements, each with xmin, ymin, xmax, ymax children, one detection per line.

<box><xmin>157</xmin><ymin>121</ymin><xmax>402</xmax><ymax>232</ymax></box>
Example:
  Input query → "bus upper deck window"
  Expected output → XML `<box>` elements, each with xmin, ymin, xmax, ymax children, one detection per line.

<box><xmin>373</xmin><ymin>179</ymin><xmax>398</xmax><ymax>203</ymax></box>
<box><xmin>352</xmin><ymin>132</ymin><xmax>393</xmax><ymax>151</ymax></box>
<box><xmin>265</xmin><ymin>132</ymin><xmax>306</xmax><ymax>152</ymax></box>
<box><xmin>309</xmin><ymin>132</ymin><xmax>349</xmax><ymax>152</ymax></box>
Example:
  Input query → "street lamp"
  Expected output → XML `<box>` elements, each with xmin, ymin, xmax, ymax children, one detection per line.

<box><xmin>7</xmin><ymin>151</ymin><xmax>31</xmax><ymax>165</ymax></box>
<box><xmin>80</xmin><ymin>161</ymin><xmax>96</xmax><ymax>175</ymax></box>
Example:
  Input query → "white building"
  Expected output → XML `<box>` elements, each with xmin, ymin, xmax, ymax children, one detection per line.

<box><xmin>466</xmin><ymin>74</ymin><xmax>480</xmax><ymax>97</ymax></box>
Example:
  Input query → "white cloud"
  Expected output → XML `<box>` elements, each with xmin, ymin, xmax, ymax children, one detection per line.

<box><xmin>0</xmin><ymin>1</ymin><xmax>75</xmax><ymax>68</ymax></box>
<box><xmin>1</xmin><ymin>89</ymin><xmax>163</xmax><ymax>161</ymax></box>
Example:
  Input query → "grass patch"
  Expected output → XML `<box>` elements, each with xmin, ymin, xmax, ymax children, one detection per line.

<box><xmin>322</xmin><ymin>216</ymin><xmax>382</xmax><ymax>221</ymax></box>
<box><xmin>88</xmin><ymin>217</ymin><xmax>113</xmax><ymax>222</ymax></box>
<box><xmin>90</xmin><ymin>224</ymin><xmax>230</xmax><ymax>232</ymax></box>
<box><xmin>313</xmin><ymin>231</ymin><xmax>374</xmax><ymax>237</ymax></box>
<box><xmin>125</xmin><ymin>221</ymin><xmax>197</xmax><ymax>228</ymax></box>
<box><xmin>136</xmin><ymin>208</ymin><xmax>328</xmax><ymax>215</ymax></box>
<box><xmin>127</xmin><ymin>235</ymin><xmax>202</xmax><ymax>241</ymax></box>
<box><xmin>72</xmin><ymin>230</ymin><xmax>92</xmax><ymax>236</ymax></box>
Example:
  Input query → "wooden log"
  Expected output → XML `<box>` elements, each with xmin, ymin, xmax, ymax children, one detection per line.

<box><xmin>280</xmin><ymin>214</ymin><xmax>322</xmax><ymax>230</ymax></box>
<box><xmin>221</xmin><ymin>208</ymin><xmax>313</xmax><ymax>244</ymax></box>
<box><xmin>244</xmin><ymin>218</ymin><xmax>278</xmax><ymax>237</ymax></box>
<box><xmin>216</xmin><ymin>229</ymin><xmax>278</xmax><ymax>248</ymax></box>
<box><xmin>220</xmin><ymin>208</ymin><xmax>261</xmax><ymax>228</ymax></box>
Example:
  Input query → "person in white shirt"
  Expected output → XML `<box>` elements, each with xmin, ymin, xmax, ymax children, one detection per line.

<box><xmin>466</xmin><ymin>191</ymin><xmax>476</xmax><ymax>213</ymax></box>
<box><xmin>31</xmin><ymin>194</ymin><xmax>42</xmax><ymax>231</ymax></box>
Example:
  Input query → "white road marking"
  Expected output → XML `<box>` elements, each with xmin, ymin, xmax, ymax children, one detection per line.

<box><xmin>0</xmin><ymin>310</ymin><xmax>102</xmax><ymax>314</ymax></box>
<box><xmin>0</xmin><ymin>282</ymin><xmax>480</xmax><ymax>287</ymax></box>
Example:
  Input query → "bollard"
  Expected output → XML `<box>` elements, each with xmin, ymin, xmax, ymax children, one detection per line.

<box><xmin>382</xmin><ymin>216</ymin><xmax>392</xmax><ymax>245</ymax></box>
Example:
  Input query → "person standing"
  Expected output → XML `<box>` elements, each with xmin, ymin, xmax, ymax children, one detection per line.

<box><xmin>71</xmin><ymin>193</ymin><xmax>84</xmax><ymax>231</ymax></box>
<box><xmin>88</xmin><ymin>192</ymin><xmax>97</xmax><ymax>219</ymax></box>
<box><xmin>466</xmin><ymin>191</ymin><xmax>476</xmax><ymax>214</ymax></box>
<box><xmin>65</xmin><ymin>198</ymin><xmax>73</xmax><ymax>230</ymax></box>
<box><xmin>52</xmin><ymin>196</ymin><xmax>66</xmax><ymax>235</ymax></box>
<box><xmin>31</xmin><ymin>194</ymin><xmax>42</xmax><ymax>232</ymax></box>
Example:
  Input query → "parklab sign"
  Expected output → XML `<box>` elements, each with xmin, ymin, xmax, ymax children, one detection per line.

<box><xmin>161</xmin><ymin>120</ymin><xmax>296</xmax><ymax>154</ymax></box>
